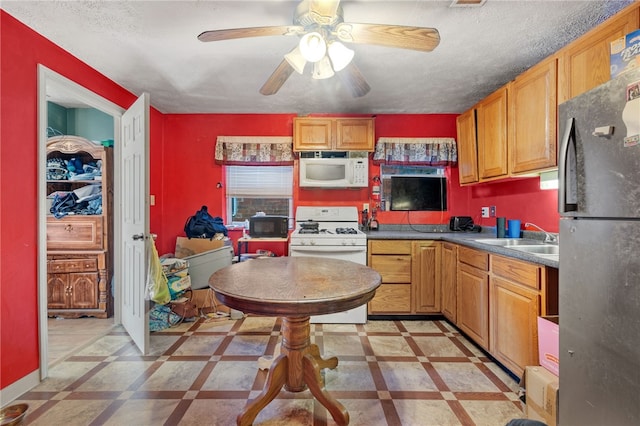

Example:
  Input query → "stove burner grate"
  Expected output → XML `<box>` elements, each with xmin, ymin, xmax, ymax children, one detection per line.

<box><xmin>335</xmin><ymin>227</ymin><xmax>358</xmax><ymax>234</ymax></box>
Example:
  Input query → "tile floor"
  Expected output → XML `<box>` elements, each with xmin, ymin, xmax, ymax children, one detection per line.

<box><xmin>18</xmin><ymin>316</ymin><xmax>525</xmax><ymax>425</ymax></box>
<box><xmin>47</xmin><ymin>317</ymin><xmax>116</xmax><ymax>366</ymax></box>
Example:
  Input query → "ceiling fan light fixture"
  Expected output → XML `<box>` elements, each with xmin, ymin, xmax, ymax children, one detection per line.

<box><xmin>284</xmin><ymin>46</ymin><xmax>307</xmax><ymax>74</ymax></box>
<box><xmin>312</xmin><ymin>56</ymin><xmax>335</xmax><ymax>80</ymax></box>
<box><xmin>299</xmin><ymin>32</ymin><xmax>327</xmax><ymax>63</ymax></box>
<box><xmin>327</xmin><ymin>41</ymin><xmax>354</xmax><ymax>72</ymax></box>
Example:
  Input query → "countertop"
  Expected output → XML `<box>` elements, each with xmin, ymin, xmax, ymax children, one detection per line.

<box><xmin>364</xmin><ymin>226</ymin><xmax>559</xmax><ymax>269</ymax></box>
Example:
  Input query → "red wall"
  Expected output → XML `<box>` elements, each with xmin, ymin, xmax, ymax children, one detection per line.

<box><xmin>0</xmin><ymin>11</ymin><xmax>153</xmax><ymax>389</ymax></box>
<box><xmin>0</xmin><ymin>10</ymin><xmax>559</xmax><ymax>393</ymax></box>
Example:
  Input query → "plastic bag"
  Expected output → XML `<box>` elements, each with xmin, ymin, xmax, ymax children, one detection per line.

<box><xmin>147</xmin><ymin>241</ymin><xmax>170</xmax><ymax>305</ymax></box>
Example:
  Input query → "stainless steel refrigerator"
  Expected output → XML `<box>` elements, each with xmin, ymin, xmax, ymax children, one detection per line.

<box><xmin>558</xmin><ymin>68</ymin><xmax>640</xmax><ymax>425</ymax></box>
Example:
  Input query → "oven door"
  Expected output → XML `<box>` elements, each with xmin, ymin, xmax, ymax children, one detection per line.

<box><xmin>289</xmin><ymin>245</ymin><xmax>366</xmax><ymax>264</ymax></box>
<box><xmin>289</xmin><ymin>244</ymin><xmax>368</xmax><ymax>324</ymax></box>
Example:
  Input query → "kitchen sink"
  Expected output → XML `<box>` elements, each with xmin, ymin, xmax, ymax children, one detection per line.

<box><xmin>474</xmin><ymin>238</ymin><xmax>545</xmax><ymax>246</ymax></box>
<box><xmin>510</xmin><ymin>245</ymin><xmax>560</xmax><ymax>255</ymax></box>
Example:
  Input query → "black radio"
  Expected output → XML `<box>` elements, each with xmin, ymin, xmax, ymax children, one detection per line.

<box><xmin>249</xmin><ymin>215</ymin><xmax>289</xmax><ymax>238</ymax></box>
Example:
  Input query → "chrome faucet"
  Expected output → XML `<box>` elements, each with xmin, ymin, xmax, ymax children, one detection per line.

<box><xmin>525</xmin><ymin>222</ymin><xmax>558</xmax><ymax>244</ymax></box>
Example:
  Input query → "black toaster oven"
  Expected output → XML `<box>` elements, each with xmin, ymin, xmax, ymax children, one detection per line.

<box><xmin>249</xmin><ymin>215</ymin><xmax>289</xmax><ymax>238</ymax></box>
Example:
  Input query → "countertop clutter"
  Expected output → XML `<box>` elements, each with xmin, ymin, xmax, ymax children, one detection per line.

<box><xmin>365</xmin><ymin>225</ymin><xmax>559</xmax><ymax>268</ymax></box>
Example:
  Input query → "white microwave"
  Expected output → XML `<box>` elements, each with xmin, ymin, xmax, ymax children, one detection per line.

<box><xmin>299</xmin><ymin>157</ymin><xmax>368</xmax><ymax>188</ymax></box>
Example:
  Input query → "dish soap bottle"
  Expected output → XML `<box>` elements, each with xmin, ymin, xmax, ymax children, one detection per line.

<box><xmin>369</xmin><ymin>209</ymin><xmax>379</xmax><ymax>231</ymax></box>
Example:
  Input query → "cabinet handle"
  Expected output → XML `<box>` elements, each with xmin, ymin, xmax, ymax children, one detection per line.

<box><xmin>65</xmin><ymin>224</ymin><xmax>74</xmax><ymax>232</ymax></box>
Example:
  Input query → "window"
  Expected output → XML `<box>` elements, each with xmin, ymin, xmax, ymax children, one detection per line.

<box><xmin>225</xmin><ymin>165</ymin><xmax>293</xmax><ymax>226</ymax></box>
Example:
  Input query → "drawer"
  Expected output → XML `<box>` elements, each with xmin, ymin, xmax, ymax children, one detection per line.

<box><xmin>458</xmin><ymin>246</ymin><xmax>489</xmax><ymax>270</ymax></box>
<box><xmin>369</xmin><ymin>240</ymin><xmax>412</xmax><ymax>255</ymax></box>
<box><xmin>491</xmin><ymin>255</ymin><xmax>541</xmax><ymax>290</ymax></box>
<box><xmin>48</xmin><ymin>258</ymin><xmax>98</xmax><ymax>273</ymax></box>
<box><xmin>369</xmin><ymin>284</ymin><xmax>412</xmax><ymax>313</ymax></box>
<box><xmin>369</xmin><ymin>254</ymin><xmax>412</xmax><ymax>283</ymax></box>
<box><xmin>47</xmin><ymin>216</ymin><xmax>103</xmax><ymax>250</ymax></box>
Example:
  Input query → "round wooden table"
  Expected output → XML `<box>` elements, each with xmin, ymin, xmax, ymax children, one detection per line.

<box><xmin>209</xmin><ymin>257</ymin><xmax>381</xmax><ymax>426</ymax></box>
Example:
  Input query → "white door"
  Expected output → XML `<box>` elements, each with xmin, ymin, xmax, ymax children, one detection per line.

<box><xmin>121</xmin><ymin>94</ymin><xmax>150</xmax><ymax>354</ymax></box>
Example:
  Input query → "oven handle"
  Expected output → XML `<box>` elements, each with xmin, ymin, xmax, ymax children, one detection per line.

<box><xmin>289</xmin><ymin>246</ymin><xmax>367</xmax><ymax>254</ymax></box>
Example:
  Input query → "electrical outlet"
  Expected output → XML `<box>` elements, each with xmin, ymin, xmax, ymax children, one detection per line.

<box><xmin>490</xmin><ymin>206</ymin><xmax>496</xmax><ymax>217</ymax></box>
<box><xmin>363</xmin><ymin>203</ymin><xmax>369</xmax><ymax>212</ymax></box>
<box><xmin>481</xmin><ymin>206</ymin><xmax>490</xmax><ymax>218</ymax></box>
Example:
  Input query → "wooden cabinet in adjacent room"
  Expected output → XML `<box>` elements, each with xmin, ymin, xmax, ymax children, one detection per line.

<box><xmin>47</xmin><ymin>254</ymin><xmax>104</xmax><ymax>310</ymax></box>
<box><xmin>293</xmin><ymin>117</ymin><xmax>375</xmax><ymax>151</ymax></box>
<box><xmin>46</xmin><ymin>135</ymin><xmax>113</xmax><ymax>318</ymax></box>
<box><xmin>440</xmin><ymin>242</ymin><xmax>458</xmax><ymax>323</ymax></box>
<box><xmin>456</xmin><ymin>246</ymin><xmax>490</xmax><ymax>350</ymax></box>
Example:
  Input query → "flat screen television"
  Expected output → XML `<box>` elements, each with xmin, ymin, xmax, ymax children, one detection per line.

<box><xmin>389</xmin><ymin>176</ymin><xmax>447</xmax><ymax>211</ymax></box>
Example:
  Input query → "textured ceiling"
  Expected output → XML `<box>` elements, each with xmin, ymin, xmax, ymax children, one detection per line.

<box><xmin>1</xmin><ymin>0</ymin><xmax>634</xmax><ymax>114</ymax></box>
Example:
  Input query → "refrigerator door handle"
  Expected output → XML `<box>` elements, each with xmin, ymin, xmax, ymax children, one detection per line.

<box><xmin>559</xmin><ymin>117</ymin><xmax>578</xmax><ymax>213</ymax></box>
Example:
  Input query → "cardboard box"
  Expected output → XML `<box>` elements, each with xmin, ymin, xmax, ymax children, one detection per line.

<box><xmin>610</xmin><ymin>29</ymin><xmax>640</xmax><ymax>78</ymax></box>
<box><xmin>175</xmin><ymin>236</ymin><xmax>228</xmax><ymax>258</ymax></box>
<box><xmin>192</xmin><ymin>288</ymin><xmax>229</xmax><ymax>314</ymax></box>
<box><xmin>183</xmin><ymin>246</ymin><xmax>234</xmax><ymax>289</ymax></box>
<box><xmin>522</xmin><ymin>366</ymin><xmax>559</xmax><ymax>426</ymax></box>
<box><xmin>538</xmin><ymin>316</ymin><xmax>559</xmax><ymax>376</ymax></box>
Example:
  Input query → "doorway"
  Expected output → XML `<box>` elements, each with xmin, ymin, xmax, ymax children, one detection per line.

<box><xmin>37</xmin><ymin>66</ymin><xmax>126</xmax><ymax>378</ymax></box>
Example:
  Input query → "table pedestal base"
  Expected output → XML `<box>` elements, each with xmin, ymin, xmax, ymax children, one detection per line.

<box><xmin>237</xmin><ymin>316</ymin><xmax>349</xmax><ymax>426</ymax></box>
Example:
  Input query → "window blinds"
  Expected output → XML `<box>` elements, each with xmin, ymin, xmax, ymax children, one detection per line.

<box><xmin>225</xmin><ymin>166</ymin><xmax>293</xmax><ymax>198</ymax></box>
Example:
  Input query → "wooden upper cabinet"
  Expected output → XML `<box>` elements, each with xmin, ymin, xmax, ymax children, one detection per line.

<box><xmin>557</xmin><ymin>3</ymin><xmax>639</xmax><ymax>104</ymax></box>
<box><xmin>477</xmin><ymin>86</ymin><xmax>509</xmax><ymax>181</ymax></box>
<box><xmin>293</xmin><ymin>117</ymin><xmax>374</xmax><ymax>151</ymax></box>
<box><xmin>509</xmin><ymin>55</ymin><xmax>558</xmax><ymax>174</ymax></box>
<box><xmin>456</xmin><ymin>108</ymin><xmax>479</xmax><ymax>184</ymax></box>
<box><xmin>293</xmin><ymin>118</ymin><xmax>333</xmax><ymax>151</ymax></box>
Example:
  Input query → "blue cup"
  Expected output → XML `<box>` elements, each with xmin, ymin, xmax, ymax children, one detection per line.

<box><xmin>507</xmin><ymin>219</ymin><xmax>521</xmax><ymax>238</ymax></box>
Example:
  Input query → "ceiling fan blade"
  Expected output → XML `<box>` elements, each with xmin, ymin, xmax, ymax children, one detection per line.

<box><xmin>337</xmin><ymin>62</ymin><xmax>370</xmax><ymax>98</ymax></box>
<box><xmin>309</xmin><ymin>0</ymin><xmax>341</xmax><ymax>25</ymax></box>
<box><xmin>198</xmin><ymin>26</ymin><xmax>304</xmax><ymax>42</ymax></box>
<box><xmin>260</xmin><ymin>60</ymin><xmax>296</xmax><ymax>96</ymax></box>
<box><xmin>334</xmin><ymin>23</ymin><xmax>440</xmax><ymax>52</ymax></box>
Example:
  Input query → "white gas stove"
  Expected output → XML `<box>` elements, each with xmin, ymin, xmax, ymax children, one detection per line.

<box><xmin>289</xmin><ymin>206</ymin><xmax>368</xmax><ymax>324</ymax></box>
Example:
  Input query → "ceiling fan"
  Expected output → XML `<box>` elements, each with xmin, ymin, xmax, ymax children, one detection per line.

<box><xmin>198</xmin><ymin>0</ymin><xmax>440</xmax><ymax>98</ymax></box>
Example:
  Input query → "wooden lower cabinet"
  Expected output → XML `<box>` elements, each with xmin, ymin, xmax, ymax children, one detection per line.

<box><xmin>413</xmin><ymin>241</ymin><xmax>441</xmax><ymax>313</ymax></box>
<box><xmin>489</xmin><ymin>254</ymin><xmax>543</xmax><ymax>377</ymax></box>
<box><xmin>457</xmin><ymin>261</ymin><xmax>490</xmax><ymax>350</ymax></box>
<box><xmin>47</xmin><ymin>252</ymin><xmax>111</xmax><ymax>318</ymax></box>
<box><xmin>369</xmin><ymin>284</ymin><xmax>412</xmax><ymax>313</ymax></box>
<box><xmin>441</xmin><ymin>242</ymin><xmax>458</xmax><ymax>322</ymax></box>
<box><xmin>367</xmin><ymin>239</ymin><xmax>559</xmax><ymax>378</ymax></box>
<box><xmin>367</xmin><ymin>240</ymin><xmax>441</xmax><ymax>315</ymax></box>
<box><xmin>490</xmin><ymin>276</ymin><xmax>540</xmax><ymax>377</ymax></box>
<box><xmin>368</xmin><ymin>240</ymin><xmax>412</xmax><ymax>314</ymax></box>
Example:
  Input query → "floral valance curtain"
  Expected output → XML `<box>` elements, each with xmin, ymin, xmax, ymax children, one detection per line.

<box><xmin>373</xmin><ymin>137</ymin><xmax>457</xmax><ymax>166</ymax></box>
<box><xmin>215</xmin><ymin>136</ymin><xmax>295</xmax><ymax>165</ymax></box>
